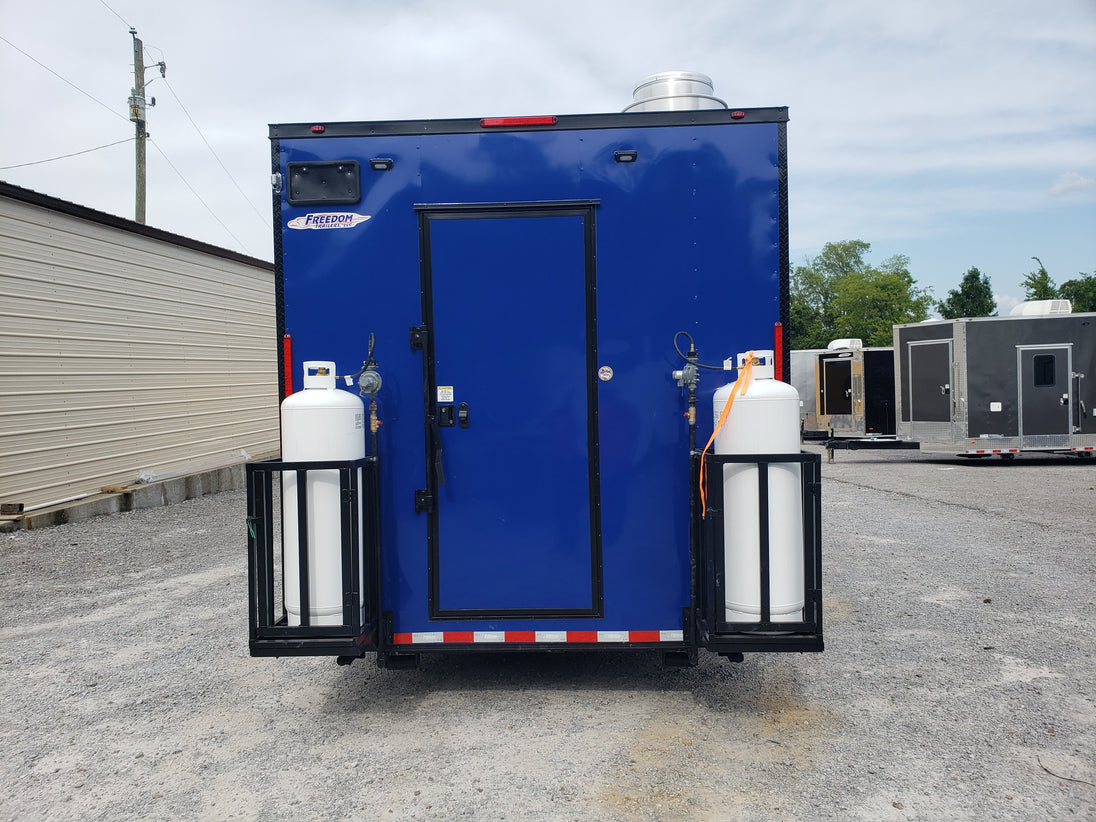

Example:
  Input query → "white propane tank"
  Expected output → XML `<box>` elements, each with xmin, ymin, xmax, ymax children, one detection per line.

<box><xmin>713</xmin><ymin>350</ymin><xmax>804</xmax><ymax>623</ymax></box>
<box><xmin>281</xmin><ymin>361</ymin><xmax>365</xmax><ymax>627</ymax></box>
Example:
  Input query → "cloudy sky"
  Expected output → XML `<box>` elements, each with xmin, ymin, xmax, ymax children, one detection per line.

<box><xmin>3</xmin><ymin>0</ymin><xmax>1094</xmax><ymax>312</ymax></box>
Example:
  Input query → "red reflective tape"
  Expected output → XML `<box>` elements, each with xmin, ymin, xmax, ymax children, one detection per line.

<box><xmin>505</xmin><ymin>631</ymin><xmax>536</xmax><ymax>643</ymax></box>
<box><xmin>393</xmin><ymin>633</ymin><xmax>414</xmax><ymax>645</ymax></box>
<box><xmin>445</xmin><ymin>632</ymin><xmax>475</xmax><ymax>643</ymax></box>
<box><xmin>629</xmin><ymin>630</ymin><xmax>661</xmax><ymax>643</ymax></box>
<box><xmin>567</xmin><ymin>631</ymin><xmax>598</xmax><ymax>643</ymax></box>
<box><xmin>773</xmin><ymin>322</ymin><xmax>784</xmax><ymax>382</ymax></box>
<box><xmin>282</xmin><ymin>333</ymin><xmax>293</xmax><ymax>396</ymax></box>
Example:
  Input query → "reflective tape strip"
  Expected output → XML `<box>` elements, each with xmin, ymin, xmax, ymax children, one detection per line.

<box><xmin>392</xmin><ymin>629</ymin><xmax>685</xmax><ymax>645</ymax></box>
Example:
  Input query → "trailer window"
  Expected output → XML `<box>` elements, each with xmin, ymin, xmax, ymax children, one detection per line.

<box><xmin>1033</xmin><ymin>355</ymin><xmax>1056</xmax><ymax>386</ymax></box>
<box><xmin>286</xmin><ymin>161</ymin><xmax>361</xmax><ymax>206</ymax></box>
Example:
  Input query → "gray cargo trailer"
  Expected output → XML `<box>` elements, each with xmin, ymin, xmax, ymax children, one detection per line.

<box><xmin>893</xmin><ymin>313</ymin><xmax>1096</xmax><ymax>456</ymax></box>
<box><xmin>814</xmin><ymin>346</ymin><xmax>897</xmax><ymax>439</ymax></box>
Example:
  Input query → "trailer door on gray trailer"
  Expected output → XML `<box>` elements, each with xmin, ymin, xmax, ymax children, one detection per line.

<box><xmin>1018</xmin><ymin>345</ymin><xmax>1072</xmax><ymax>438</ymax></box>
<box><xmin>908</xmin><ymin>340</ymin><xmax>952</xmax><ymax>422</ymax></box>
<box><xmin>820</xmin><ymin>357</ymin><xmax>852</xmax><ymax>417</ymax></box>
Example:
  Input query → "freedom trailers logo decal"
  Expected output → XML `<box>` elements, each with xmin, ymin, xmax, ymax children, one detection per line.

<box><xmin>287</xmin><ymin>213</ymin><xmax>371</xmax><ymax>230</ymax></box>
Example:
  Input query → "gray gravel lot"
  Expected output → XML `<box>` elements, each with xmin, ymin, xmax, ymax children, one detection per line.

<box><xmin>1</xmin><ymin>445</ymin><xmax>1094</xmax><ymax>821</ymax></box>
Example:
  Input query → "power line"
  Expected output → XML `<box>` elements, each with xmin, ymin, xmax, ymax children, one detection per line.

<box><xmin>161</xmin><ymin>77</ymin><xmax>271</xmax><ymax>230</ymax></box>
<box><xmin>97</xmin><ymin>0</ymin><xmax>132</xmax><ymax>28</ymax></box>
<box><xmin>0</xmin><ymin>34</ymin><xmax>128</xmax><ymax>123</ymax></box>
<box><xmin>140</xmin><ymin>39</ymin><xmax>270</xmax><ymax>234</ymax></box>
<box><xmin>0</xmin><ymin>137</ymin><xmax>135</xmax><ymax>170</ymax></box>
<box><xmin>147</xmin><ymin>137</ymin><xmax>252</xmax><ymax>256</ymax></box>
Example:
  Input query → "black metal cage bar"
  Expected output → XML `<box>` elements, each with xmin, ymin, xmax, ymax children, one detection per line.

<box><xmin>246</xmin><ymin>457</ymin><xmax>381</xmax><ymax>657</ymax></box>
<box><xmin>695</xmin><ymin>451</ymin><xmax>823</xmax><ymax>654</ymax></box>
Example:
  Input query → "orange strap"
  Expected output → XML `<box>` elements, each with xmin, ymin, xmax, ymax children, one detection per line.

<box><xmin>699</xmin><ymin>352</ymin><xmax>755</xmax><ymax>517</ymax></box>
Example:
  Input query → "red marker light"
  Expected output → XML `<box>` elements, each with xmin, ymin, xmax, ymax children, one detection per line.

<box><xmin>310</xmin><ymin>125</ymin><xmax>326</xmax><ymax>133</ymax></box>
<box><xmin>730</xmin><ymin>111</ymin><xmax>747</xmax><ymax>120</ymax></box>
<box><xmin>480</xmin><ymin>116</ymin><xmax>558</xmax><ymax>128</ymax></box>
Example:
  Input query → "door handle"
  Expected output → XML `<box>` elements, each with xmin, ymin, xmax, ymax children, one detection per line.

<box><xmin>458</xmin><ymin>402</ymin><xmax>470</xmax><ymax>429</ymax></box>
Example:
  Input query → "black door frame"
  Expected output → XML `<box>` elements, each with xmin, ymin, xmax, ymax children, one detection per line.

<box><xmin>414</xmin><ymin>200</ymin><xmax>605</xmax><ymax>620</ymax></box>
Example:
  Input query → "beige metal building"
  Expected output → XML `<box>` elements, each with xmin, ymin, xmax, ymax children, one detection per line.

<box><xmin>0</xmin><ymin>181</ymin><xmax>279</xmax><ymax>512</ymax></box>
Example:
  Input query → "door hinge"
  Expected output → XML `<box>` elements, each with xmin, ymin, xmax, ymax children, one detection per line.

<box><xmin>409</xmin><ymin>325</ymin><xmax>426</xmax><ymax>351</ymax></box>
<box><xmin>414</xmin><ymin>489</ymin><xmax>433</xmax><ymax>514</ymax></box>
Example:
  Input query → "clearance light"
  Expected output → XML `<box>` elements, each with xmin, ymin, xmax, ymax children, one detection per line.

<box><xmin>369</xmin><ymin>158</ymin><xmax>394</xmax><ymax>171</ymax></box>
<box><xmin>730</xmin><ymin>111</ymin><xmax>747</xmax><ymax>120</ymax></box>
<box><xmin>480</xmin><ymin>116</ymin><xmax>558</xmax><ymax>128</ymax></box>
<box><xmin>614</xmin><ymin>150</ymin><xmax>638</xmax><ymax>163</ymax></box>
<box><xmin>310</xmin><ymin>125</ymin><xmax>326</xmax><ymax>133</ymax></box>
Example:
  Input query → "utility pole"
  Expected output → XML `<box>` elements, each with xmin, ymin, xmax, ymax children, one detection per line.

<box><xmin>128</xmin><ymin>28</ymin><xmax>147</xmax><ymax>224</ymax></box>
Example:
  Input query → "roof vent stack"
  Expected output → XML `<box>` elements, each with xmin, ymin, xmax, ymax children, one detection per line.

<box><xmin>624</xmin><ymin>71</ymin><xmax>727</xmax><ymax>113</ymax></box>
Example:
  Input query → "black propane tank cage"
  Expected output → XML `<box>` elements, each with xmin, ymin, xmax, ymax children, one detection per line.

<box><xmin>246</xmin><ymin>457</ymin><xmax>381</xmax><ymax>659</ymax></box>
<box><xmin>246</xmin><ymin>451</ymin><xmax>821</xmax><ymax>663</ymax></box>
<box><xmin>693</xmin><ymin>451</ymin><xmax>824</xmax><ymax>656</ymax></box>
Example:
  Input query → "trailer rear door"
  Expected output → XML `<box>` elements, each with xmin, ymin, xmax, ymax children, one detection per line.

<box><xmin>416</xmin><ymin>202</ymin><xmax>602</xmax><ymax>619</ymax></box>
<box><xmin>819</xmin><ymin>355</ymin><xmax>852</xmax><ymax>416</ymax></box>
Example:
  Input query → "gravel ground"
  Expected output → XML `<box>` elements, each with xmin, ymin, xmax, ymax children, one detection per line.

<box><xmin>1</xmin><ymin>445</ymin><xmax>1093</xmax><ymax>821</ymax></box>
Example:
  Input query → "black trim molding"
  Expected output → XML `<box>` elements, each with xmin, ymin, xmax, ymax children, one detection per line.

<box><xmin>415</xmin><ymin>200</ymin><xmax>604</xmax><ymax>621</ymax></box>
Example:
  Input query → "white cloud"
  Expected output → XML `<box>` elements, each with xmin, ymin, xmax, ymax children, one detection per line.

<box><xmin>1050</xmin><ymin>172</ymin><xmax>1096</xmax><ymax>197</ymax></box>
<box><xmin>994</xmin><ymin>294</ymin><xmax>1023</xmax><ymax>314</ymax></box>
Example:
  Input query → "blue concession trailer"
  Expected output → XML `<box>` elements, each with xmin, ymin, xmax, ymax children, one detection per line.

<box><xmin>247</xmin><ymin>95</ymin><xmax>823</xmax><ymax>669</ymax></box>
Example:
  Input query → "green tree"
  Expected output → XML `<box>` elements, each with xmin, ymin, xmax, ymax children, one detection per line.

<box><xmin>1022</xmin><ymin>256</ymin><xmax>1057</xmax><ymax>300</ymax></box>
<box><xmin>789</xmin><ymin>240</ymin><xmax>934</xmax><ymax>349</ymax></box>
<box><xmin>937</xmin><ymin>266</ymin><xmax>997</xmax><ymax>319</ymax></box>
<box><xmin>1057</xmin><ymin>271</ymin><xmax>1096</xmax><ymax>312</ymax></box>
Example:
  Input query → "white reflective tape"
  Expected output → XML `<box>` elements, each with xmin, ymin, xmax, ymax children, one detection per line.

<box><xmin>473</xmin><ymin>631</ymin><xmax>506</xmax><ymax>643</ymax></box>
<box><xmin>412</xmin><ymin>632</ymin><xmax>444</xmax><ymax>644</ymax></box>
<box><xmin>660</xmin><ymin>630</ymin><xmax>685</xmax><ymax>642</ymax></box>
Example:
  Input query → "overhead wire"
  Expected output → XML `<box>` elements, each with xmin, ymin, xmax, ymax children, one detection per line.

<box><xmin>141</xmin><ymin>38</ymin><xmax>271</xmax><ymax>236</ymax></box>
<box><xmin>96</xmin><ymin>0</ymin><xmax>132</xmax><ymax>28</ymax></box>
<box><xmin>147</xmin><ymin>137</ymin><xmax>252</xmax><ymax>256</ymax></box>
<box><xmin>0</xmin><ymin>34</ymin><xmax>128</xmax><ymax>123</ymax></box>
<box><xmin>0</xmin><ymin>138</ymin><xmax>134</xmax><ymax>171</ymax></box>
<box><xmin>7</xmin><ymin>8</ymin><xmax>266</xmax><ymax>256</ymax></box>
<box><xmin>159</xmin><ymin>74</ymin><xmax>271</xmax><ymax>229</ymax></box>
